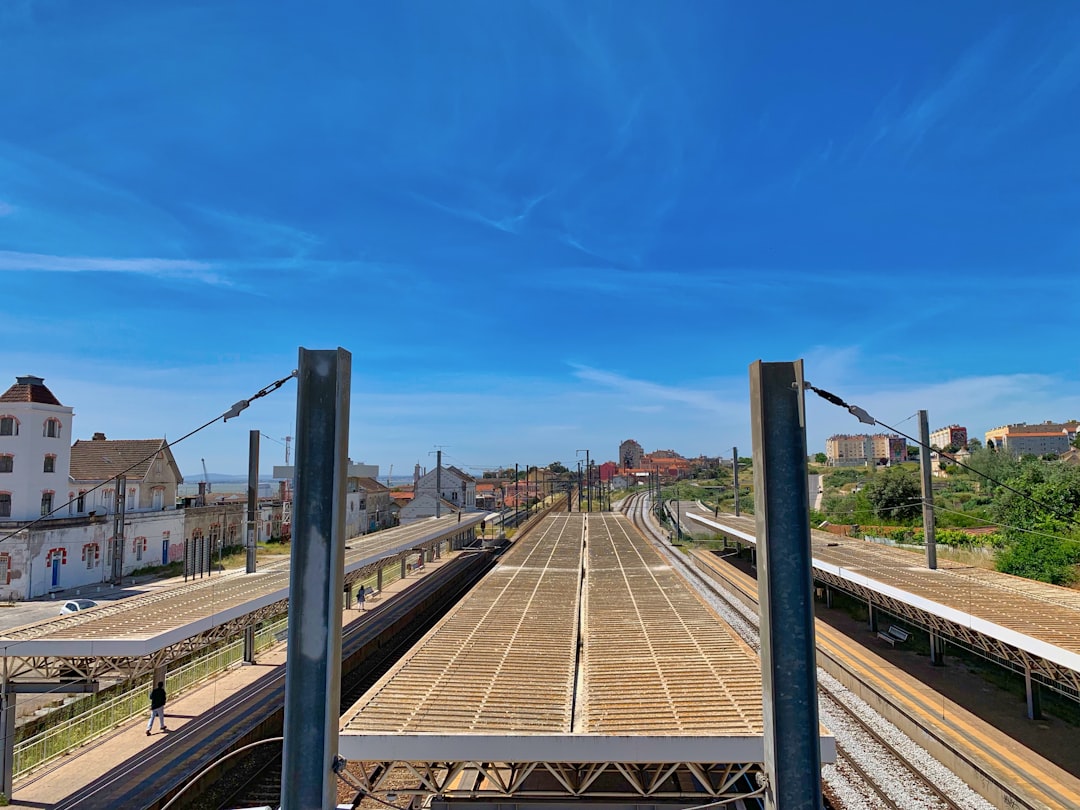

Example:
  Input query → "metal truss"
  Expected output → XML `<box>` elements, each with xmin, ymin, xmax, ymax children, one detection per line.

<box><xmin>355</xmin><ymin>760</ymin><xmax>764</xmax><ymax>802</ymax></box>
<box><xmin>1</xmin><ymin>597</ymin><xmax>289</xmax><ymax>681</ymax></box>
<box><xmin>817</xmin><ymin>571</ymin><xmax>1080</xmax><ymax>700</ymax></box>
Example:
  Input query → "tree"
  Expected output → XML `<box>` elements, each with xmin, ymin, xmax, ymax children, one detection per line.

<box><xmin>991</xmin><ymin>460</ymin><xmax>1080</xmax><ymax>584</ymax></box>
<box><xmin>907</xmin><ymin>445</ymin><xmax>919</xmax><ymax>460</ymax></box>
<box><xmin>1073</xmin><ymin>433</ymin><xmax>1080</xmax><ymax>450</ymax></box>
<box><xmin>861</xmin><ymin>466</ymin><xmax>922</xmax><ymax>523</ymax></box>
<box><xmin>967</xmin><ymin>438</ymin><xmax>982</xmax><ymax>452</ymax></box>
<box><xmin>548</xmin><ymin>461</ymin><xmax>569</xmax><ymax>475</ymax></box>
<box><xmin>995</xmin><ymin>534</ymin><xmax>1080</xmax><ymax>585</ymax></box>
<box><xmin>814</xmin><ymin>452</ymin><xmax>828</xmax><ymax>464</ymax></box>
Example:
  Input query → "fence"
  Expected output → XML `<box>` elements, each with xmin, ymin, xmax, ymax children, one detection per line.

<box><xmin>13</xmin><ymin>545</ymin><xmax>435</xmax><ymax>780</ymax></box>
<box><xmin>13</xmin><ymin>614</ymin><xmax>289</xmax><ymax>779</ymax></box>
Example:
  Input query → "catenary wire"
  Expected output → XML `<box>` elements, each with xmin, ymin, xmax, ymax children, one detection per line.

<box><xmin>803</xmin><ymin>382</ymin><xmax>1080</xmax><ymax>533</ymax></box>
<box><xmin>0</xmin><ymin>370</ymin><xmax>297</xmax><ymax>546</ymax></box>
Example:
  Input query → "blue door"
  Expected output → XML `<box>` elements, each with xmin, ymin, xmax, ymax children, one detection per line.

<box><xmin>162</xmin><ymin>539</ymin><xmax>169</xmax><ymax>564</ymax></box>
<box><xmin>51</xmin><ymin>559</ymin><xmax>59</xmax><ymax>588</ymax></box>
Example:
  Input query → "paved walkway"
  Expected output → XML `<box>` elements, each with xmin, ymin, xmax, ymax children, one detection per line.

<box><xmin>6</xmin><ymin>553</ymin><xmax>455</xmax><ymax>809</ymax></box>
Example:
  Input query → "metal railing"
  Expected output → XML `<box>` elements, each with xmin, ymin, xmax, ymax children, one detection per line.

<box><xmin>14</xmin><ymin>614</ymin><xmax>289</xmax><ymax>779</ymax></box>
<box><xmin>13</xmin><ymin>548</ymin><xmax>433</xmax><ymax>780</ymax></box>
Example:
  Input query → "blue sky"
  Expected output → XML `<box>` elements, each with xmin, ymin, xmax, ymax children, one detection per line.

<box><xmin>3</xmin><ymin>1</ymin><xmax>1079</xmax><ymax>478</ymax></box>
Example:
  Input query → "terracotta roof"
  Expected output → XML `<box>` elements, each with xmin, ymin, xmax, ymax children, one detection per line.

<box><xmin>355</xmin><ymin>476</ymin><xmax>390</xmax><ymax>493</ymax></box>
<box><xmin>0</xmin><ymin>375</ymin><xmax>63</xmax><ymax>406</ymax></box>
<box><xmin>70</xmin><ymin>438</ymin><xmax>179</xmax><ymax>482</ymax></box>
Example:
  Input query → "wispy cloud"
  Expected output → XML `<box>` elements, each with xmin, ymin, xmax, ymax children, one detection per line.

<box><xmin>0</xmin><ymin>201</ymin><xmax>14</xmax><ymax>217</ymax></box>
<box><xmin>571</xmin><ymin>363</ymin><xmax>741</xmax><ymax>415</ymax></box>
<box><xmin>0</xmin><ymin>250</ymin><xmax>223</xmax><ymax>281</ymax></box>
<box><xmin>875</xmin><ymin>26</ymin><xmax>1008</xmax><ymax>154</ymax></box>
<box><xmin>190</xmin><ymin>206</ymin><xmax>323</xmax><ymax>257</ymax></box>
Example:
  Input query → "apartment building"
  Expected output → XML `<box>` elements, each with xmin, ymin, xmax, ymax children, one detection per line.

<box><xmin>985</xmin><ymin>421</ymin><xmax>1080</xmax><ymax>457</ymax></box>
<box><xmin>929</xmin><ymin>425</ymin><xmax>968</xmax><ymax>451</ymax></box>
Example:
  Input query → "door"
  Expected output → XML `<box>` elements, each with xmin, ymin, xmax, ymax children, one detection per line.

<box><xmin>162</xmin><ymin>539</ymin><xmax>169</xmax><ymax>564</ymax></box>
<box><xmin>51</xmin><ymin>559</ymin><xmax>59</xmax><ymax>588</ymax></box>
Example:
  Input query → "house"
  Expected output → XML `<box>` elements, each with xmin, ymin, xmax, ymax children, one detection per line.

<box><xmin>414</xmin><ymin>464</ymin><xmax>477</xmax><ymax>511</ymax></box>
<box><xmin>353</xmin><ymin>477</ymin><xmax>393</xmax><ymax>534</ymax></box>
<box><xmin>399</xmin><ymin>493</ymin><xmax>461</xmax><ymax>525</ymax></box>
<box><xmin>0</xmin><ymin>375</ymin><xmax>188</xmax><ymax>599</ymax></box>
<box><xmin>69</xmin><ymin>433</ymin><xmax>183</xmax><ymax>516</ymax></box>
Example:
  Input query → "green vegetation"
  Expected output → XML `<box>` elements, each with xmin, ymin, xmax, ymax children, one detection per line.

<box><xmin>814</xmin><ymin>448</ymin><xmax>1080</xmax><ymax>585</ymax></box>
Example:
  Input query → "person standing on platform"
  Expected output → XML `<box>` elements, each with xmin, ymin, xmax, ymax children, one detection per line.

<box><xmin>146</xmin><ymin>681</ymin><xmax>168</xmax><ymax>735</ymax></box>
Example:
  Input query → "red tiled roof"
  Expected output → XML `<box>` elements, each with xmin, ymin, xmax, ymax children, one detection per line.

<box><xmin>70</xmin><ymin>438</ymin><xmax>180</xmax><ymax>482</ymax></box>
<box><xmin>355</xmin><ymin>477</ymin><xmax>390</xmax><ymax>492</ymax></box>
<box><xmin>0</xmin><ymin>375</ymin><xmax>63</xmax><ymax>406</ymax></box>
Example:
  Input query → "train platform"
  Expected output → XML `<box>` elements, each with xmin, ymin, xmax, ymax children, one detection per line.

<box><xmin>688</xmin><ymin>512</ymin><xmax>1080</xmax><ymax>709</ymax></box>
<box><xmin>5</xmin><ymin>547</ymin><xmax>467</xmax><ymax>810</ymax></box>
<box><xmin>339</xmin><ymin>512</ymin><xmax>832</xmax><ymax>804</ymax></box>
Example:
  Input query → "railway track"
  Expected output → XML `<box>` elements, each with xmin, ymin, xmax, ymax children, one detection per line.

<box><xmin>205</xmin><ymin>551</ymin><xmax>498</xmax><ymax>810</ymax></box>
<box><xmin>620</xmin><ymin>493</ymin><xmax>987</xmax><ymax>810</ymax></box>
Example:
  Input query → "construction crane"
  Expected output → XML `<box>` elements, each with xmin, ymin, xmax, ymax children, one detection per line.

<box><xmin>201</xmin><ymin>458</ymin><xmax>212</xmax><ymax>494</ymax></box>
<box><xmin>386</xmin><ymin>464</ymin><xmax>393</xmax><ymax>488</ymax></box>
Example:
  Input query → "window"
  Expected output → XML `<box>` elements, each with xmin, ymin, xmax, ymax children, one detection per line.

<box><xmin>127</xmin><ymin>488</ymin><xmax>136</xmax><ymax>510</ymax></box>
<box><xmin>0</xmin><ymin>494</ymin><xmax>9</xmax><ymax>517</ymax></box>
<box><xmin>0</xmin><ymin>553</ymin><xmax>9</xmax><ymax>584</ymax></box>
<box><xmin>0</xmin><ymin>417</ymin><xmax>16</xmax><ymax>436</ymax></box>
<box><xmin>44</xmin><ymin>419</ymin><xmax>61</xmax><ymax>438</ymax></box>
<box><xmin>0</xmin><ymin>456</ymin><xmax>11</xmax><ymax>473</ymax></box>
<box><xmin>41</xmin><ymin>492</ymin><xmax>53</xmax><ymax>516</ymax></box>
<box><xmin>76</xmin><ymin>492</ymin><xmax>86</xmax><ymax>512</ymax></box>
<box><xmin>43</xmin><ymin>455</ymin><xmax>55</xmax><ymax>473</ymax></box>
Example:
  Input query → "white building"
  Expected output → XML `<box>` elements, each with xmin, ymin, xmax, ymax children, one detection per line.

<box><xmin>414</xmin><ymin>464</ymin><xmax>476</xmax><ymax>510</ymax></box>
<box><xmin>0</xmin><ymin>375</ymin><xmax>187</xmax><ymax>599</ymax></box>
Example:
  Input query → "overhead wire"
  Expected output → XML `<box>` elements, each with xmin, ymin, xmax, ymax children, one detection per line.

<box><xmin>0</xmin><ymin>369</ymin><xmax>297</xmax><ymax>547</ymax></box>
<box><xmin>803</xmin><ymin>381</ymin><xmax>1080</xmax><ymax>534</ymax></box>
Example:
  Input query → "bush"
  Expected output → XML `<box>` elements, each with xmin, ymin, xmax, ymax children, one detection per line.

<box><xmin>996</xmin><ymin>534</ymin><xmax>1080</xmax><ymax>585</ymax></box>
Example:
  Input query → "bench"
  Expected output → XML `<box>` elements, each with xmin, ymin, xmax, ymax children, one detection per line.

<box><xmin>877</xmin><ymin>625</ymin><xmax>909</xmax><ymax>646</ymax></box>
<box><xmin>887</xmin><ymin>625</ymin><xmax>910</xmax><ymax>642</ymax></box>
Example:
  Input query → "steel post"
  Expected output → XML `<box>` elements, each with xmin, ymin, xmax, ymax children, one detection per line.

<box><xmin>112</xmin><ymin>475</ymin><xmax>126</xmax><ymax>583</ymax></box>
<box><xmin>1025</xmin><ymin>664</ymin><xmax>1042</xmax><ymax>720</ymax></box>
<box><xmin>749</xmin><ymin>360</ymin><xmax>823</xmax><ymax>810</ymax></box>
<box><xmin>280</xmin><ymin>347</ymin><xmax>350</xmax><ymax>810</ymax></box>
<box><xmin>247</xmin><ymin>430</ymin><xmax>259</xmax><ymax>574</ymax></box>
<box><xmin>0</xmin><ymin>668</ymin><xmax>12</xmax><ymax>799</ymax></box>
<box><xmin>732</xmin><ymin>448</ymin><xmax>740</xmax><ymax>517</ymax></box>
<box><xmin>919</xmin><ymin>410</ymin><xmax>937</xmax><ymax>569</ymax></box>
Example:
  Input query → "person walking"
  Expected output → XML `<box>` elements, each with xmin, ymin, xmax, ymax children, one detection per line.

<box><xmin>146</xmin><ymin>681</ymin><xmax>168</xmax><ymax>735</ymax></box>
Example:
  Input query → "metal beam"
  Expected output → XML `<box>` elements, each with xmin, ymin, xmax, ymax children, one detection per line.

<box><xmin>749</xmin><ymin>360</ymin><xmax>823</xmax><ymax>810</ymax></box>
<box><xmin>280</xmin><ymin>347</ymin><xmax>351</xmax><ymax>810</ymax></box>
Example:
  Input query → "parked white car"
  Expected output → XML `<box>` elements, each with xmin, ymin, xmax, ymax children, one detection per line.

<box><xmin>60</xmin><ymin>598</ymin><xmax>98</xmax><ymax>615</ymax></box>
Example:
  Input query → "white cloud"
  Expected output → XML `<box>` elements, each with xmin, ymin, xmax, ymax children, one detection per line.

<box><xmin>0</xmin><ymin>200</ymin><xmax>14</xmax><ymax>217</ymax></box>
<box><xmin>0</xmin><ymin>250</ymin><xmax>225</xmax><ymax>282</ymax></box>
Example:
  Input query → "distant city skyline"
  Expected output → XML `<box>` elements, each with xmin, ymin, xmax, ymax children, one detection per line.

<box><xmin>4</xmin><ymin>3</ymin><xmax>1078</xmax><ymax>477</ymax></box>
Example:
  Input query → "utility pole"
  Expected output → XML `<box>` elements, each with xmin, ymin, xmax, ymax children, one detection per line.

<box><xmin>435</xmin><ymin>449</ymin><xmax>442</xmax><ymax>518</ymax></box>
<box><xmin>577</xmin><ymin>461</ymin><xmax>582</xmax><ymax>512</ymax></box>
<box><xmin>246</xmin><ymin>430</ymin><xmax>259</xmax><ymax>574</ymax></box>
<box><xmin>919</xmin><ymin>410</ymin><xmax>937</xmax><ymax>570</ymax></box>
<box><xmin>515</xmin><ymin>463</ymin><xmax>520</xmax><ymax>526</ymax></box>
<box><xmin>243</xmin><ymin>430</ymin><xmax>259</xmax><ymax>663</ymax></box>
<box><xmin>749</xmin><ymin>360</ymin><xmax>822</xmax><ymax>810</ymax></box>
<box><xmin>732</xmin><ymin>446</ymin><xmax>740</xmax><ymax>517</ymax></box>
<box><xmin>111</xmin><ymin>476</ymin><xmax>126</xmax><ymax>584</ymax></box>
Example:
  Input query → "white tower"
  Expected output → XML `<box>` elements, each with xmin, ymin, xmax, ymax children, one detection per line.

<box><xmin>0</xmin><ymin>375</ymin><xmax>75</xmax><ymax>522</ymax></box>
